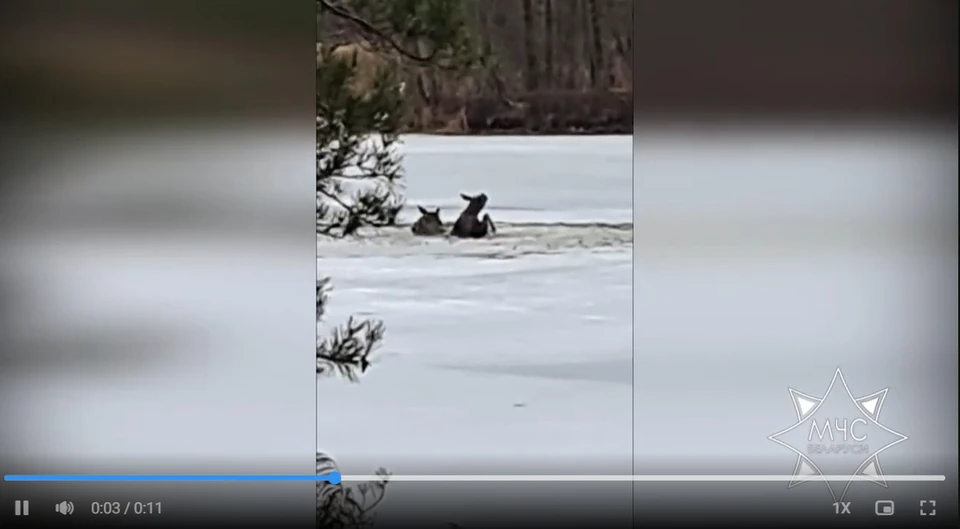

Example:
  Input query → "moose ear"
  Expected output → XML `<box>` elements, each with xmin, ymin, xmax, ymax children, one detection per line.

<box><xmin>417</xmin><ymin>205</ymin><xmax>429</xmax><ymax>215</ymax></box>
<box><xmin>460</xmin><ymin>193</ymin><xmax>472</xmax><ymax>201</ymax></box>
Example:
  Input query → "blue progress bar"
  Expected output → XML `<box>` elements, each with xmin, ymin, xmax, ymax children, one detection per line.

<box><xmin>5</xmin><ymin>472</ymin><xmax>342</xmax><ymax>485</ymax></box>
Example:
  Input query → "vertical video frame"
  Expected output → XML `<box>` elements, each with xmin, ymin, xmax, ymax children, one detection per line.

<box><xmin>317</xmin><ymin>0</ymin><xmax>633</xmax><ymax>526</ymax></box>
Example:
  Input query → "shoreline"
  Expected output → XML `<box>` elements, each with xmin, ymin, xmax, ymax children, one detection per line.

<box><xmin>403</xmin><ymin>129</ymin><xmax>632</xmax><ymax>136</ymax></box>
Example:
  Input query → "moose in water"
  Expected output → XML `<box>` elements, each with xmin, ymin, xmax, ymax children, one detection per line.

<box><xmin>410</xmin><ymin>206</ymin><xmax>445</xmax><ymax>236</ymax></box>
<box><xmin>451</xmin><ymin>193</ymin><xmax>496</xmax><ymax>238</ymax></box>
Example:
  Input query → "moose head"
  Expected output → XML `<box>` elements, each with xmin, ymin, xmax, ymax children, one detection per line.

<box><xmin>411</xmin><ymin>206</ymin><xmax>445</xmax><ymax>236</ymax></box>
<box><xmin>459</xmin><ymin>193</ymin><xmax>489</xmax><ymax>215</ymax></box>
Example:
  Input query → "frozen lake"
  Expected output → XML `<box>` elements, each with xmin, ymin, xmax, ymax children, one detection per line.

<box><xmin>316</xmin><ymin>135</ymin><xmax>635</xmax><ymax>473</ymax></box>
<box><xmin>316</xmin><ymin>134</ymin><xmax>634</xmax><ymax>526</ymax></box>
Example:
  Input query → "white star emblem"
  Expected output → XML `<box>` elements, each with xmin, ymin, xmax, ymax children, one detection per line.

<box><xmin>768</xmin><ymin>367</ymin><xmax>908</xmax><ymax>503</ymax></box>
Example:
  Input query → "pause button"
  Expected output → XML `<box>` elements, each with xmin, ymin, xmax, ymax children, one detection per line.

<box><xmin>14</xmin><ymin>500</ymin><xmax>30</xmax><ymax>516</ymax></box>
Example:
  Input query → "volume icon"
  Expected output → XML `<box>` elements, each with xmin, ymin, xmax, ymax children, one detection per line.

<box><xmin>55</xmin><ymin>501</ymin><xmax>75</xmax><ymax>515</ymax></box>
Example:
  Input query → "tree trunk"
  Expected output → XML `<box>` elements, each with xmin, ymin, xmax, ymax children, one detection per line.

<box><xmin>581</xmin><ymin>0</ymin><xmax>596</xmax><ymax>89</ymax></box>
<box><xmin>543</xmin><ymin>0</ymin><xmax>554</xmax><ymax>89</ymax></box>
<box><xmin>522</xmin><ymin>0</ymin><xmax>539</xmax><ymax>92</ymax></box>
<box><xmin>560</xmin><ymin>0</ymin><xmax>581</xmax><ymax>90</ymax></box>
<box><xmin>587</xmin><ymin>0</ymin><xmax>606</xmax><ymax>89</ymax></box>
<box><xmin>570</xmin><ymin>0</ymin><xmax>590</xmax><ymax>90</ymax></box>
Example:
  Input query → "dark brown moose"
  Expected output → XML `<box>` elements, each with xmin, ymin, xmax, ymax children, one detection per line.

<box><xmin>451</xmin><ymin>193</ymin><xmax>496</xmax><ymax>239</ymax></box>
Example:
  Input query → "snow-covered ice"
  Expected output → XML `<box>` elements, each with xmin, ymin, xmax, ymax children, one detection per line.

<box><xmin>316</xmin><ymin>135</ymin><xmax>634</xmax><ymax>477</ymax></box>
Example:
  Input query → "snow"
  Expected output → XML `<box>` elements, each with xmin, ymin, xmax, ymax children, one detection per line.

<box><xmin>316</xmin><ymin>135</ymin><xmax>634</xmax><ymax>477</ymax></box>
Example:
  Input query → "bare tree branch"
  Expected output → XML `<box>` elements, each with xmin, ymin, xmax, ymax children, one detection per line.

<box><xmin>319</xmin><ymin>0</ymin><xmax>440</xmax><ymax>63</ymax></box>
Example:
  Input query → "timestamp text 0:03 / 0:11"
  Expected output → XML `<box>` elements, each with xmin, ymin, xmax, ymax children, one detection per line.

<box><xmin>90</xmin><ymin>502</ymin><xmax>162</xmax><ymax>515</ymax></box>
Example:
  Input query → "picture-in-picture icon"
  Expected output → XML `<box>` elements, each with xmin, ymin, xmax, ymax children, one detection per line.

<box><xmin>875</xmin><ymin>500</ymin><xmax>895</xmax><ymax>516</ymax></box>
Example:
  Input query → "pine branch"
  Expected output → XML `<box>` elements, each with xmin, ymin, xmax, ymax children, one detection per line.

<box><xmin>316</xmin><ymin>277</ymin><xmax>384</xmax><ymax>381</ymax></box>
<box><xmin>317</xmin><ymin>316</ymin><xmax>385</xmax><ymax>381</ymax></box>
<box><xmin>316</xmin><ymin>42</ymin><xmax>406</xmax><ymax>237</ymax></box>
<box><xmin>317</xmin><ymin>452</ymin><xmax>391</xmax><ymax>528</ymax></box>
<box><xmin>317</xmin><ymin>278</ymin><xmax>332</xmax><ymax>321</ymax></box>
